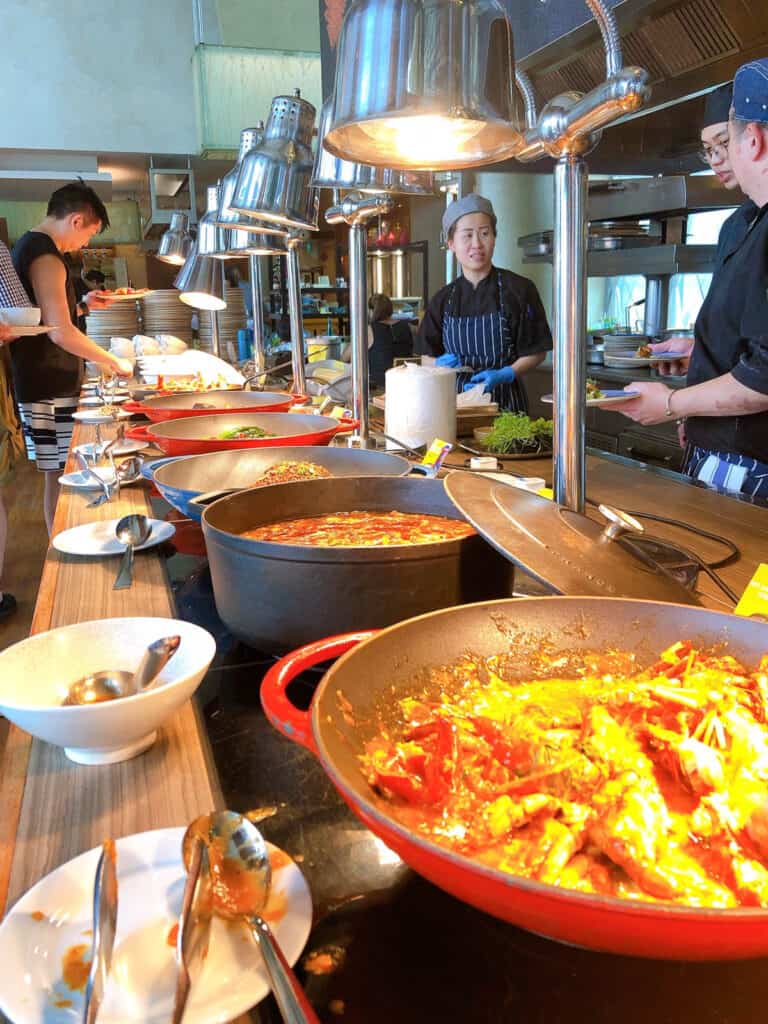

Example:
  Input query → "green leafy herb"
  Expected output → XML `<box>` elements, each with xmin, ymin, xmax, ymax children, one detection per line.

<box><xmin>483</xmin><ymin>413</ymin><xmax>553</xmax><ymax>454</ymax></box>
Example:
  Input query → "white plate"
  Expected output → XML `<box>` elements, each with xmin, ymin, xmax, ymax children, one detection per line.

<box><xmin>58</xmin><ymin>467</ymin><xmax>117</xmax><ymax>491</ymax></box>
<box><xmin>542</xmin><ymin>390</ymin><xmax>640</xmax><ymax>408</ymax></box>
<box><xmin>0</xmin><ymin>324</ymin><xmax>53</xmax><ymax>338</ymax></box>
<box><xmin>73</xmin><ymin>409</ymin><xmax>132</xmax><ymax>424</ymax></box>
<box><xmin>53</xmin><ymin>518</ymin><xmax>175</xmax><ymax>556</ymax></box>
<box><xmin>76</xmin><ymin>439</ymin><xmax>149</xmax><ymax>459</ymax></box>
<box><xmin>79</xmin><ymin>395</ymin><xmax>129</xmax><ymax>407</ymax></box>
<box><xmin>95</xmin><ymin>290</ymin><xmax>152</xmax><ymax>301</ymax></box>
<box><xmin>0</xmin><ymin>827</ymin><xmax>313</xmax><ymax>1024</ymax></box>
<box><xmin>602</xmin><ymin>350</ymin><xmax>653</xmax><ymax>368</ymax></box>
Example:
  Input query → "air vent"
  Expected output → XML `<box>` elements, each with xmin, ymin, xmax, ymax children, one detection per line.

<box><xmin>531</xmin><ymin>0</ymin><xmax>742</xmax><ymax>105</ymax></box>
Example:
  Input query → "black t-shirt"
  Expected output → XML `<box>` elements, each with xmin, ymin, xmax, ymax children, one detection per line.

<box><xmin>10</xmin><ymin>231</ymin><xmax>82</xmax><ymax>402</ymax></box>
<box><xmin>716</xmin><ymin>200</ymin><xmax>758</xmax><ymax>266</ymax></box>
<box><xmin>416</xmin><ymin>267</ymin><xmax>552</xmax><ymax>359</ymax></box>
<box><xmin>686</xmin><ymin>202</ymin><xmax>768</xmax><ymax>462</ymax></box>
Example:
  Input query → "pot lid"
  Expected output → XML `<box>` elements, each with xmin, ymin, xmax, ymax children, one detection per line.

<box><xmin>444</xmin><ymin>472</ymin><xmax>700</xmax><ymax>605</ymax></box>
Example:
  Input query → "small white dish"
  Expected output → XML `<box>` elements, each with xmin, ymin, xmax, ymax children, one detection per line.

<box><xmin>0</xmin><ymin>306</ymin><xmax>41</xmax><ymax>326</ymax></box>
<box><xmin>76</xmin><ymin>439</ymin><xmax>149</xmax><ymax>459</ymax></box>
<box><xmin>80</xmin><ymin>395</ymin><xmax>129</xmax><ymax>406</ymax></box>
<box><xmin>73</xmin><ymin>409</ymin><xmax>132</xmax><ymax>424</ymax></box>
<box><xmin>0</xmin><ymin>828</ymin><xmax>312</xmax><ymax>1024</ymax></box>
<box><xmin>53</xmin><ymin>517</ymin><xmax>175</xmax><ymax>556</ymax></box>
<box><xmin>58</xmin><ymin>467</ymin><xmax>117</xmax><ymax>491</ymax></box>
<box><xmin>542</xmin><ymin>390</ymin><xmax>640</xmax><ymax>408</ymax></box>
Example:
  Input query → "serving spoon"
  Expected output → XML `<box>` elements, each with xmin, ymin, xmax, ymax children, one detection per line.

<box><xmin>63</xmin><ymin>634</ymin><xmax>180</xmax><ymax>706</ymax></box>
<box><xmin>181</xmin><ymin>811</ymin><xmax>320</xmax><ymax>1024</ymax></box>
<box><xmin>113</xmin><ymin>513</ymin><xmax>151</xmax><ymax>590</ymax></box>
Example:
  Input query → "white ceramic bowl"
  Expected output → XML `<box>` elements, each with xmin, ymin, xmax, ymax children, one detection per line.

<box><xmin>0</xmin><ymin>617</ymin><xmax>216</xmax><ymax>765</ymax></box>
<box><xmin>0</xmin><ymin>306</ymin><xmax>41</xmax><ymax>327</ymax></box>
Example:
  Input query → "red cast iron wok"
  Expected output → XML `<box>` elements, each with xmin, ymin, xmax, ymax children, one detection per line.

<box><xmin>123</xmin><ymin>388</ymin><xmax>295</xmax><ymax>421</ymax></box>
<box><xmin>261</xmin><ymin>596</ymin><xmax>768</xmax><ymax>961</ymax></box>
<box><xmin>126</xmin><ymin>411</ymin><xmax>357</xmax><ymax>456</ymax></box>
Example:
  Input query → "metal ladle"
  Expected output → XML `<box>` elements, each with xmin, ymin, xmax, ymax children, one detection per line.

<box><xmin>63</xmin><ymin>635</ymin><xmax>181</xmax><ymax>706</ymax></box>
<box><xmin>113</xmin><ymin>514</ymin><xmax>151</xmax><ymax>590</ymax></box>
<box><xmin>181</xmin><ymin>811</ymin><xmax>320</xmax><ymax>1024</ymax></box>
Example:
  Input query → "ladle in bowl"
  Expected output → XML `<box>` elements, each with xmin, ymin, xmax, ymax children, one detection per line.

<box><xmin>181</xmin><ymin>810</ymin><xmax>320</xmax><ymax>1024</ymax></box>
<box><xmin>63</xmin><ymin>635</ymin><xmax>180</xmax><ymax>706</ymax></box>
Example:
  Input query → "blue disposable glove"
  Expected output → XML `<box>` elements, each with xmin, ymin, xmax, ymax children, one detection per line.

<box><xmin>435</xmin><ymin>352</ymin><xmax>461</xmax><ymax>368</ymax></box>
<box><xmin>463</xmin><ymin>366</ymin><xmax>516</xmax><ymax>393</ymax></box>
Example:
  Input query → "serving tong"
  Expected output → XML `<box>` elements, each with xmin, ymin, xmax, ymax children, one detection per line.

<box><xmin>83</xmin><ymin>841</ymin><xmax>118</xmax><ymax>1024</ymax></box>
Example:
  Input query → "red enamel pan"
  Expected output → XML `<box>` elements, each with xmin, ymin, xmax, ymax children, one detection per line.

<box><xmin>126</xmin><ymin>411</ymin><xmax>357</xmax><ymax>456</ymax></box>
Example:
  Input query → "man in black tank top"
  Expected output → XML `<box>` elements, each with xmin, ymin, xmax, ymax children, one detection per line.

<box><xmin>10</xmin><ymin>180</ymin><xmax>133</xmax><ymax>532</ymax></box>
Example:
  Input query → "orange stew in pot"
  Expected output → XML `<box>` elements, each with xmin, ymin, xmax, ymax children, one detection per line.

<box><xmin>240</xmin><ymin>511</ymin><xmax>475</xmax><ymax>547</ymax></box>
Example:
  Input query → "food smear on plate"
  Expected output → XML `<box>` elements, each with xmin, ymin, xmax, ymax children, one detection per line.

<box><xmin>362</xmin><ymin>641</ymin><xmax>768</xmax><ymax>907</ymax></box>
<box><xmin>240</xmin><ymin>511</ymin><xmax>475</xmax><ymax>547</ymax></box>
<box><xmin>586</xmin><ymin>379</ymin><xmax>606</xmax><ymax>400</ymax></box>
<box><xmin>482</xmin><ymin>413</ymin><xmax>553</xmax><ymax>455</ymax></box>
<box><xmin>259</xmin><ymin>888</ymin><xmax>288</xmax><ymax>923</ymax></box>
<box><xmin>269</xmin><ymin>847</ymin><xmax>294</xmax><ymax>871</ymax></box>
<box><xmin>635</xmin><ymin>343</ymin><xmax>652</xmax><ymax>358</ymax></box>
<box><xmin>167</xmin><ymin>922</ymin><xmax>180</xmax><ymax>947</ymax></box>
<box><xmin>217</xmin><ymin>425</ymin><xmax>275</xmax><ymax>440</ymax></box>
<box><xmin>30</xmin><ymin>910</ymin><xmax>46</xmax><ymax>921</ymax></box>
<box><xmin>61</xmin><ymin>942</ymin><xmax>91</xmax><ymax>991</ymax></box>
<box><xmin>252</xmin><ymin>460</ymin><xmax>333</xmax><ymax>486</ymax></box>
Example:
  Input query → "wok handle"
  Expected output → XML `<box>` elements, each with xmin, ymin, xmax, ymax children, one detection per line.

<box><xmin>332</xmin><ymin>418</ymin><xmax>360</xmax><ymax>435</ymax></box>
<box><xmin>122</xmin><ymin>400</ymin><xmax>144</xmax><ymax>414</ymax></box>
<box><xmin>260</xmin><ymin>632</ymin><xmax>376</xmax><ymax>753</ymax></box>
<box><xmin>126</xmin><ymin>423</ymin><xmax>153</xmax><ymax>441</ymax></box>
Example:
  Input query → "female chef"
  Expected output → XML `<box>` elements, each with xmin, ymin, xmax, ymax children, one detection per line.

<box><xmin>417</xmin><ymin>193</ymin><xmax>552</xmax><ymax>412</ymax></box>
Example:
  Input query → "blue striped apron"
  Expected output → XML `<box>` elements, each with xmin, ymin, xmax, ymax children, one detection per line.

<box><xmin>442</xmin><ymin>271</ymin><xmax>527</xmax><ymax>413</ymax></box>
<box><xmin>684</xmin><ymin>444</ymin><xmax>768</xmax><ymax>503</ymax></box>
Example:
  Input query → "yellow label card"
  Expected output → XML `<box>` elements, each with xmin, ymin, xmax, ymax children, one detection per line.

<box><xmin>734</xmin><ymin>564</ymin><xmax>768</xmax><ymax>619</ymax></box>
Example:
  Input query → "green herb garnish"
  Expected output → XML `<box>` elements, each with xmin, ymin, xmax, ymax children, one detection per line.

<box><xmin>483</xmin><ymin>413</ymin><xmax>553</xmax><ymax>454</ymax></box>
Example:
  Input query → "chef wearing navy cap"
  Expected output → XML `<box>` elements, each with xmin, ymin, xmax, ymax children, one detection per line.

<box><xmin>417</xmin><ymin>193</ymin><xmax>552</xmax><ymax>412</ymax></box>
<box><xmin>620</xmin><ymin>58</ymin><xmax>768</xmax><ymax>500</ymax></box>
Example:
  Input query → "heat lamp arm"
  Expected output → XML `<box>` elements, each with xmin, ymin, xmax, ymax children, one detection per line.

<box><xmin>515</xmin><ymin>68</ymin><xmax>538</xmax><ymax>131</ymax></box>
<box><xmin>584</xmin><ymin>0</ymin><xmax>623</xmax><ymax>79</ymax></box>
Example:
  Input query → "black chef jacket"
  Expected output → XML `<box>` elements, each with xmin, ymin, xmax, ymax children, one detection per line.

<box><xmin>416</xmin><ymin>267</ymin><xmax>552</xmax><ymax>359</ymax></box>
<box><xmin>716</xmin><ymin>199</ymin><xmax>759</xmax><ymax>266</ymax></box>
<box><xmin>686</xmin><ymin>201</ymin><xmax>768</xmax><ymax>463</ymax></box>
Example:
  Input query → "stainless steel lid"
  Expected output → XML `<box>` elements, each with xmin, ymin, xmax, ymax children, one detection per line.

<box><xmin>444</xmin><ymin>471</ymin><xmax>700</xmax><ymax>605</ymax></box>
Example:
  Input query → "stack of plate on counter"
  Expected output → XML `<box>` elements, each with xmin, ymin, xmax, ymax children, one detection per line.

<box><xmin>198</xmin><ymin>284</ymin><xmax>247</xmax><ymax>360</ymax></box>
<box><xmin>140</xmin><ymin>289</ymin><xmax>194</xmax><ymax>342</ymax></box>
<box><xmin>85</xmin><ymin>304</ymin><xmax>140</xmax><ymax>349</ymax></box>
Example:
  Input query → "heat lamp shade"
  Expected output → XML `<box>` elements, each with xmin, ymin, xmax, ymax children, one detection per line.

<box><xmin>157</xmin><ymin>212</ymin><xmax>193</xmax><ymax>265</ymax></box>
<box><xmin>311</xmin><ymin>101</ymin><xmax>435</xmax><ymax>194</ymax></box>
<box><xmin>229</xmin><ymin>92</ymin><xmax>320</xmax><ymax>231</ymax></box>
<box><xmin>323</xmin><ymin>0</ymin><xmax>523</xmax><ymax>170</ymax></box>
<box><xmin>213</xmin><ymin>126</ymin><xmax>290</xmax><ymax>239</ymax></box>
<box><xmin>174</xmin><ymin>247</ymin><xmax>226</xmax><ymax>311</ymax></box>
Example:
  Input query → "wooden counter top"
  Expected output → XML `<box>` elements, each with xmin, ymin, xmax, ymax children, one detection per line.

<box><xmin>0</xmin><ymin>421</ymin><xmax>224</xmax><ymax>921</ymax></box>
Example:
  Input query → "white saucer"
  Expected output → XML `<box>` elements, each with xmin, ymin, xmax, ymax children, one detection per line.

<box><xmin>542</xmin><ymin>390</ymin><xmax>640</xmax><ymax>408</ymax></box>
<box><xmin>76</xmin><ymin>439</ymin><xmax>149</xmax><ymax>459</ymax></box>
<box><xmin>80</xmin><ymin>395</ymin><xmax>129</xmax><ymax>406</ymax></box>
<box><xmin>73</xmin><ymin>409</ymin><xmax>132</xmax><ymax>424</ymax></box>
<box><xmin>0</xmin><ymin>828</ymin><xmax>313</xmax><ymax>1024</ymax></box>
<box><xmin>58</xmin><ymin>467</ymin><xmax>117</xmax><ymax>491</ymax></box>
<box><xmin>53</xmin><ymin>518</ymin><xmax>175</xmax><ymax>556</ymax></box>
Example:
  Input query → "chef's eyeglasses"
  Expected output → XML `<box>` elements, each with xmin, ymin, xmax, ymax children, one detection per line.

<box><xmin>699</xmin><ymin>138</ymin><xmax>729</xmax><ymax>164</ymax></box>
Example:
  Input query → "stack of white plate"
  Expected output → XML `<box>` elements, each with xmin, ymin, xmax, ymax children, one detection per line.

<box><xmin>199</xmin><ymin>285</ymin><xmax>247</xmax><ymax>361</ymax></box>
<box><xmin>85</xmin><ymin>304</ymin><xmax>140</xmax><ymax>349</ymax></box>
<box><xmin>140</xmin><ymin>290</ymin><xmax>194</xmax><ymax>343</ymax></box>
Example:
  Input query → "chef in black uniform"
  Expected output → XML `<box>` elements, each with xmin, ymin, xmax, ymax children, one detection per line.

<box><xmin>652</xmin><ymin>81</ymin><xmax>757</xmax><ymax>378</ymax></box>
<box><xmin>417</xmin><ymin>194</ymin><xmax>552</xmax><ymax>412</ymax></box>
<box><xmin>620</xmin><ymin>59</ymin><xmax>768</xmax><ymax>499</ymax></box>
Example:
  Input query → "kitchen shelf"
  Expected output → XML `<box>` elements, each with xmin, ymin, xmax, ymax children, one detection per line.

<box><xmin>523</xmin><ymin>243</ymin><xmax>717</xmax><ymax>277</ymax></box>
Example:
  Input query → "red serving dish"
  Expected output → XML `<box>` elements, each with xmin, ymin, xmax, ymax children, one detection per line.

<box><xmin>123</xmin><ymin>389</ymin><xmax>295</xmax><ymax>422</ymax></box>
<box><xmin>126</xmin><ymin>411</ymin><xmax>357</xmax><ymax>456</ymax></box>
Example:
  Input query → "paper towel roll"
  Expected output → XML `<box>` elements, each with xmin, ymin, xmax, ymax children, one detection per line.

<box><xmin>384</xmin><ymin>363</ymin><xmax>457</xmax><ymax>450</ymax></box>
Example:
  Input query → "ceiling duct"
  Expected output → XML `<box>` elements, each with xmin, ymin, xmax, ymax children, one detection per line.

<box><xmin>523</xmin><ymin>0</ymin><xmax>765</xmax><ymax>113</ymax></box>
<box><xmin>141</xmin><ymin>157</ymin><xmax>198</xmax><ymax>240</ymax></box>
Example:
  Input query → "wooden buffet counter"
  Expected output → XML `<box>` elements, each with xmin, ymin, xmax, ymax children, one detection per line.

<box><xmin>0</xmin><ymin>427</ymin><xmax>766</xmax><ymax>963</ymax></box>
<box><xmin>0</xmin><ymin>422</ymin><xmax>224</xmax><ymax>922</ymax></box>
